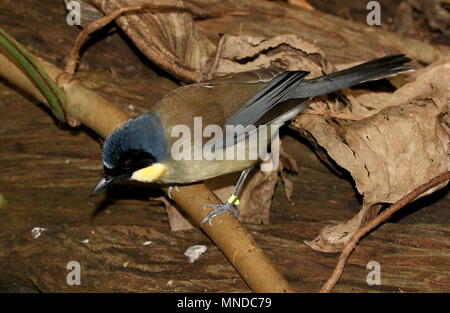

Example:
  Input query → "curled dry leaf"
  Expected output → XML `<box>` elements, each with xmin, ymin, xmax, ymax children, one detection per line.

<box><xmin>90</xmin><ymin>0</ymin><xmax>215</xmax><ymax>82</ymax></box>
<box><xmin>304</xmin><ymin>203</ymin><xmax>381</xmax><ymax>253</ymax></box>
<box><xmin>293</xmin><ymin>60</ymin><xmax>450</xmax><ymax>252</ymax></box>
<box><xmin>205</xmin><ymin>33</ymin><xmax>335</xmax><ymax>79</ymax></box>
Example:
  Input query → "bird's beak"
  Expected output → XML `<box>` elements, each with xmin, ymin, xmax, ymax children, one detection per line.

<box><xmin>90</xmin><ymin>176</ymin><xmax>115</xmax><ymax>197</ymax></box>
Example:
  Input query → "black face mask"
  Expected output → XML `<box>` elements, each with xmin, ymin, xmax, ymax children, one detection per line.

<box><xmin>91</xmin><ymin>150</ymin><xmax>155</xmax><ymax>197</ymax></box>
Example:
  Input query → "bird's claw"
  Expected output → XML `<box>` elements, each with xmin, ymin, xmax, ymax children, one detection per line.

<box><xmin>201</xmin><ymin>202</ymin><xmax>240</xmax><ymax>225</ymax></box>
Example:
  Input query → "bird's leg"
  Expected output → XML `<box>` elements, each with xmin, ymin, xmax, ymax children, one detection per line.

<box><xmin>201</xmin><ymin>168</ymin><xmax>252</xmax><ymax>225</ymax></box>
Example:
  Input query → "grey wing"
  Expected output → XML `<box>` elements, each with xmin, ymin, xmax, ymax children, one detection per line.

<box><xmin>225</xmin><ymin>70</ymin><xmax>310</xmax><ymax>127</ymax></box>
<box><xmin>223</xmin><ymin>70</ymin><xmax>310</xmax><ymax>148</ymax></box>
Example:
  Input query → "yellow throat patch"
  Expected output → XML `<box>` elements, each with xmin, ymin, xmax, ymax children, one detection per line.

<box><xmin>130</xmin><ymin>163</ymin><xmax>168</xmax><ymax>183</ymax></box>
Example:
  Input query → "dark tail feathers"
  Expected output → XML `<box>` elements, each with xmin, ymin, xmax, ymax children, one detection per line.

<box><xmin>289</xmin><ymin>54</ymin><xmax>414</xmax><ymax>99</ymax></box>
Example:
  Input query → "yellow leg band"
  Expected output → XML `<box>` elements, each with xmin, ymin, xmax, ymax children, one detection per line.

<box><xmin>227</xmin><ymin>194</ymin><xmax>240</xmax><ymax>206</ymax></box>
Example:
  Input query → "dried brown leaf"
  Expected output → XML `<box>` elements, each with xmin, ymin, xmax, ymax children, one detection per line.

<box><xmin>304</xmin><ymin>204</ymin><xmax>380</xmax><ymax>253</ymax></box>
<box><xmin>90</xmin><ymin>0</ymin><xmax>215</xmax><ymax>81</ymax></box>
<box><xmin>205</xmin><ymin>33</ymin><xmax>335</xmax><ymax>79</ymax></box>
<box><xmin>293</xmin><ymin>60</ymin><xmax>450</xmax><ymax>252</ymax></box>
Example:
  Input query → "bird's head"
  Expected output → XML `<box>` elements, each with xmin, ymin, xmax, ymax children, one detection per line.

<box><xmin>91</xmin><ymin>113</ymin><xmax>168</xmax><ymax>196</ymax></box>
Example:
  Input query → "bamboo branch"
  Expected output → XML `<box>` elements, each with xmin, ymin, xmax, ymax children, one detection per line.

<box><xmin>0</xmin><ymin>48</ymin><xmax>294</xmax><ymax>293</ymax></box>
<box><xmin>320</xmin><ymin>171</ymin><xmax>450</xmax><ymax>293</ymax></box>
<box><xmin>0</xmin><ymin>27</ymin><xmax>66</xmax><ymax>122</ymax></box>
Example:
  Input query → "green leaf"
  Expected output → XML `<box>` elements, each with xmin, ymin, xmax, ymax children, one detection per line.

<box><xmin>0</xmin><ymin>27</ymin><xmax>66</xmax><ymax>122</ymax></box>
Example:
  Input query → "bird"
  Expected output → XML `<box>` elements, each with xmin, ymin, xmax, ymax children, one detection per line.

<box><xmin>91</xmin><ymin>54</ymin><xmax>413</xmax><ymax>224</ymax></box>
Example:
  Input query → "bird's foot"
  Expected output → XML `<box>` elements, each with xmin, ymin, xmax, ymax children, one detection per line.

<box><xmin>201</xmin><ymin>202</ymin><xmax>240</xmax><ymax>225</ymax></box>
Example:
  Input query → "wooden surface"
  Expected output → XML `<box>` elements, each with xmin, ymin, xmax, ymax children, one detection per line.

<box><xmin>0</xmin><ymin>0</ymin><xmax>449</xmax><ymax>292</ymax></box>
